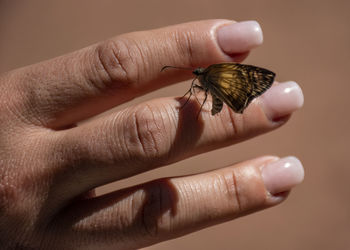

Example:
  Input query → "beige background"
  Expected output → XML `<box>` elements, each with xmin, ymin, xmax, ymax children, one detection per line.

<box><xmin>1</xmin><ymin>1</ymin><xmax>349</xmax><ymax>249</ymax></box>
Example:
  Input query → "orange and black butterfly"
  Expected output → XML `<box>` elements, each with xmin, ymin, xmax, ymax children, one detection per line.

<box><xmin>162</xmin><ymin>63</ymin><xmax>275</xmax><ymax>115</ymax></box>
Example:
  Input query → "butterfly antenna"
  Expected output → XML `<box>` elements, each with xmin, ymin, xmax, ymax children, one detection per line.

<box><xmin>161</xmin><ymin>65</ymin><xmax>194</xmax><ymax>72</ymax></box>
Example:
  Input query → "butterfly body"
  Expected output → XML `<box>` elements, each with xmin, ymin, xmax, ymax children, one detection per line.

<box><xmin>192</xmin><ymin>63</ymin><xmax>275</xmax><ymax>115</ymax></box>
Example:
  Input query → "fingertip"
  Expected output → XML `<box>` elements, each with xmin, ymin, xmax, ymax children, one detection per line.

<box><xmin>216</xmin><ymin>20</ymin><xmax>264</xmax><ymax>55</ymax></box>
<box><xmin>261</xmin><ymin>156</ymin><xmax>305</xmax><ymax>195</ymax></box>
<box><xmin>260</xmin><ymin>81</ymin><xmax>304</xmax><ymax>122</ymax></box>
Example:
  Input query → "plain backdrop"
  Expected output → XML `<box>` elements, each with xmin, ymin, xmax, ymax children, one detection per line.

<box><xmin>1</xmin><ymin>1</ymin><xmax>349</xmax><ymax>249</ymax></box>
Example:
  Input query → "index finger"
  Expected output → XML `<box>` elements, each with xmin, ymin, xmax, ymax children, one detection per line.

<box><xmin>5</xmin><ymin>20</ymin><xmax>263</xmax><ymax>129</ymax></box>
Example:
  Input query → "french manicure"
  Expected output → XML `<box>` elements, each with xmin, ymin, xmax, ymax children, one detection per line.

<box><xmin>261</xmin><ymin>81</ymin><xmax>304</xmax><ymax>121</ymax></box>
<box><xmin>261</xmin><ymin>156</ymin><xmax>304</xmax><ymax>195</ymax></box>
<box><xmin>217</xmin><ymin>21</ymin><xmax>263</xmax><ymax>54</ymax></box>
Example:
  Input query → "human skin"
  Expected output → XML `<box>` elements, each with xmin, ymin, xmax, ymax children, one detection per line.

<box><xmin>0</xmin><ymin>20</ymin><xmax>304</xmax><ymax>249</ymax></box>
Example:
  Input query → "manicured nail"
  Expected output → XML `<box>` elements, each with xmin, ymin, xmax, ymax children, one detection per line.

<box><xmin>261</xmin><ymin>156</ymin><xmax>304</xmax><ymax>195</ymax></box>
<box><xmin>261</xmin><ymin>81</ymin><xmax>304</xmax><ymax>121</ymax></box>
<box><xmin>217</xmin><ymin>21</ymin><xmax>263</xmax><ymax>54</ymax></box>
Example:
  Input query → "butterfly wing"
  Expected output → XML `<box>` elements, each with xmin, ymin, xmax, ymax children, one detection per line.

<box><xmin>202</xmin><ymin>63</ymin><xmax>275</xmax><ymax>114</ymax></box>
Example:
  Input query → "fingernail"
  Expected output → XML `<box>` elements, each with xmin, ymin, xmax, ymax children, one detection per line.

<box><xmin>262</xmin><ymin>156</ymin><xmax>304</xmax><ymax>195</ymax></box>
<box><xmin>261</xmin><ymin>81</ymin><xmax>304</xmax><ymax>121</ymax></box>
<box><xmin>217</xmin><ymin>21</ymin><xmax>263</xmax><ymax>54</ymax></box>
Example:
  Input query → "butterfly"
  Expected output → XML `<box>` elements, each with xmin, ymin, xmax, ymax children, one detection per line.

<box><xmin>161</xmin><ymin>63</ymin><xmax>275</xmax><ymax>116</ymax></box>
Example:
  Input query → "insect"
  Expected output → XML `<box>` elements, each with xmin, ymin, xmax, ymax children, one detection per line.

<box><xmin>161</xmin><ymin>63</ymin><xmax>275</xmax><ymax>116</ymax></box>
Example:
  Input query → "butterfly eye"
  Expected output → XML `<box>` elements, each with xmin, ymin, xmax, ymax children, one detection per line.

<box><xmin>192</xmin><ymin>68</ymin><xmax>205</xmax><ymax>76</ymax></box>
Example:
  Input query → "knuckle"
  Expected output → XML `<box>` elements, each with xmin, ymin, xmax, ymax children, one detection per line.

<box><xmin>0</xmin><ymin>167</ymin><xmax>37</xmax><ymax>229</ymax></box>
<box><xmin>92</xmin><ymin>39</ymin><xmax>140</xmax><ymax>90</ymax></box>
<box><xmin>139</xmin><ymin>183</ymin><xmax>162</xmax><ymax>237</ymax></box>
<box><xmin>219</xmin><ymin>171</ymin><xmax>242</xmax><ymax>212</ymax></box>
<box><xmin>0</xmin><ymin>134</ymin><xmax>56</xmax><ymax>220</ymax></box>
<box><xmin>127</xmin><ymin>104</ymin><xmax>168</xmax><ymax>162</ymax></box>
<box><xmin>0</xmin><ymin>175</ymin><xmax>17</xmax><ymax>211</ymax></box>
<box><xmin>219</xmin><ymin>167</ymin><xmax>267</xmax><ymax>213</ymax></box>
<box><xmin>139</xmin><ymin>180</ymin><xmax>172</xmax><ymax>238</ymax></box>
<box><xmin>0</xmin><ymin>73</ymin><xmax>32</xmax><ymax>126</ymax></box>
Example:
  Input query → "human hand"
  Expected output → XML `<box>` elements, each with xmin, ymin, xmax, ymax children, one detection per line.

<box><xmin>0</xmin><ymin>20</ymin><xmax>304</xmax><ymax>249</ymax></box>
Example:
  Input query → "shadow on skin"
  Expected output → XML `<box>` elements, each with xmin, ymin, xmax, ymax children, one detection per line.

<box><xmin>50</xmin><ymin>171</ymin><xmax>188</xmax><ymax>249</ymax></box>
<box><xmin>166</xmin><ymin>95</ymin><xmax>206</xmax><ymax>162</ymax></box>
<box><xmin>45</xmin><ymin>96</ymin><xmax>207</xmax><ymax>246</ymax></box>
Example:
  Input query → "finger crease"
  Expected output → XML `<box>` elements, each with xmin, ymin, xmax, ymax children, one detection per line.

<box><xmin>131</xmin><ymin>41</ymin><xmax>146</xmax><ymax>85</ymax></box>
<box><xmin>227</xmin><ymin>108</ymin><xmax>239</xmax><ymax>136</ymax></box>
<box><xmin>111</xmin><ymin>44</ymin><xmax>130</xmax><ymax>85</ymax></box>
<box><xmin>97</xmin><ymin>47</ymin><xmax>113</xmax><ymax>84</ymax></box>
<box><xmin>183</xmin><ymin>31</ymin><xmax>195</xmax><ymax>67</ymax></box>
<box><xmin>133</xmin><ymin>112</ymin><xmax>147</xmax><ymax>157</ymax></box>
<box><xmin>231</xmin><ymin>171</ymin><xmax>242</xmax><ymax>213</ymax></box>
<box><xmin>146</xmin><ymin>104</ymin><xmax>160</xmax><ymax>156</ymax></box>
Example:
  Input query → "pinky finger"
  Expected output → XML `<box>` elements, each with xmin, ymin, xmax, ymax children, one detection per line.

<box><xmin>51</xmin><ymin>156</ymin><xmax>304</xmax><ymax>249</ymax></box>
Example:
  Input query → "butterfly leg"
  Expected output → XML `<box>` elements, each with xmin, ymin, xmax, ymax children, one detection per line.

<box><xmin>192</xmin><ymin>84</ymin><xmax>205</xmax><ymax>105</ymax></box>
<box><xmin>196</xmin><ymin>89</ymin><xmax>209</xmax><ymax>119</ymax></box>
<box><xmin>180</xmin><ymin>77</ymin><xmax>197</xmax><ymax>109</ymax></box>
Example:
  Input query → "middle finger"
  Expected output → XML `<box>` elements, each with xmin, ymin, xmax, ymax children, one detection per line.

<box><xmin>53</xmin><ymin>81</ymin><xmax>303</xmax><ymax>198</ymax></box>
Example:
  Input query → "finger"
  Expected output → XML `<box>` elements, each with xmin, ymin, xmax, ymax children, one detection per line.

<box><xmin>52</xmin><ymin>81</ymin><xmax>303</xmax><ymax>198</ymax></box>
<box><xmin>5</xmin><ymin>20</ymin><xmax>263</xmax><ymax>128</ymax></box>
<box><xmin>52</xmin><ymin>156</ymin><xmax>304</xmax><ymax>249</ymax></box>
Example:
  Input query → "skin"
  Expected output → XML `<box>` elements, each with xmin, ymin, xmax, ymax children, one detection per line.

<box><xmin>0</xmin><ymin>20</ymin><xmax>297</xmax><ymax>249</ymax></box>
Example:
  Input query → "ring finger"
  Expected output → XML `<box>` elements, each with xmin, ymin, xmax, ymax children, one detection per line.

<box><xmin>51</xmin><ymin>156</ymin><xmax>304</xmax><ymax>249</ymax></box>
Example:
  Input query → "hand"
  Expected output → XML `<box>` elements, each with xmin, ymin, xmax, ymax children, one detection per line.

<box><xmin>0</xmin><ymin>20</ymin><xmax>304</xmax><ymax>249</ymax></box>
